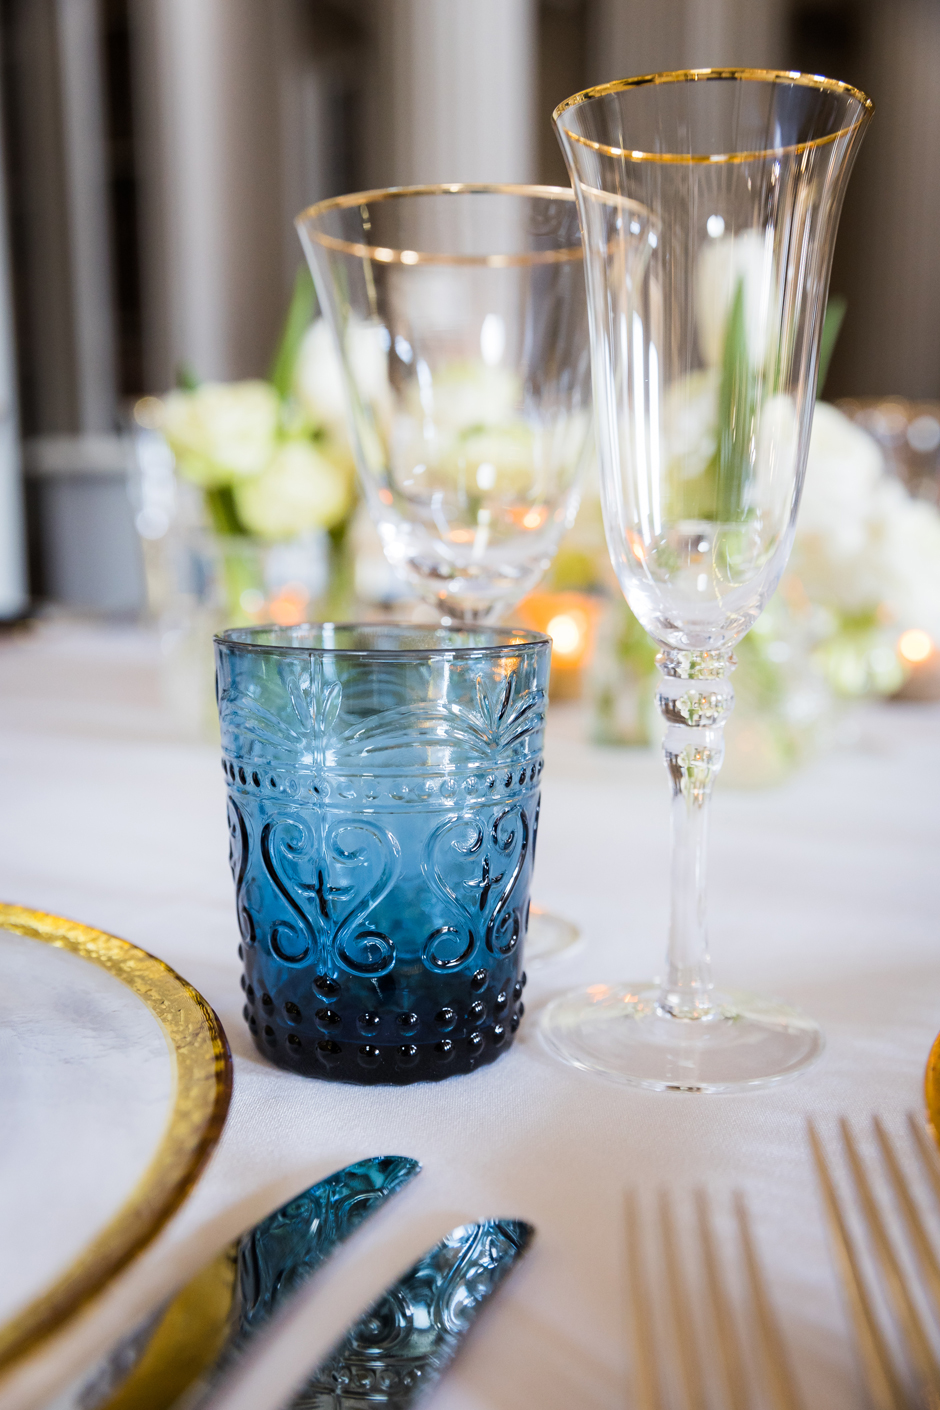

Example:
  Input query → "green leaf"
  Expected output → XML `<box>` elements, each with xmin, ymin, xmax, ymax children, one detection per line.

<box><xmin>204</xmin><ymin>485</ymin><xmax>247</xmax><ymax>536</ymax></box>
<box><xmin>175</xmin><ymin>362</ymin><xmax>200</xmax><ymax>391</ymax></box>
<box><xmin>816</xmin><ymin>294</ymin><xmax>846</xmax><ymax>396</ymax></box>
<box><xmin>708</xmin><ymin>277</ymin><xmax>759</xmax><ymax>523</ymax></box>
<box><xmin>270</xmin><ymin>264</ymin><xmax>317</xmax><ymax>399</ymax></box>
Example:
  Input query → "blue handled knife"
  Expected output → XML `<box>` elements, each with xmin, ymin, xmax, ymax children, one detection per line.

<box><xmin>290</xmin><ymin>1218</ymin><xmax>534</xmax><ymax>1410</ymax></box>
<box><xmin>68</xmin><ymin>1155</ymin><xmax>420</xmax><ymax>1410</ymax></box>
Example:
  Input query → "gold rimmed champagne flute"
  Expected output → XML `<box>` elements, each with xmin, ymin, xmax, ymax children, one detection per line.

<box><xmin>540</xmin><ymin>70</ymin><xmax>873</xmax><ymax>1089</ymax></box>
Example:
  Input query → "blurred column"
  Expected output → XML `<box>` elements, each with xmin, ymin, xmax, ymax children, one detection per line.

<box><xmin>273</xmin><ymin>2</ymin><xmax>364</xmax><ymax>295</ymax></box>
<box><xmin>589</xmin><ymin>0</ymin><xmax>687</xmax><ymax>80</ymax></box>
<box><xmin>0</xmin><ymin>48</ymin><xmax>26</xmax><ymax>619</ymax></box>
<box><xmin>683</xmin><ymin>0</ymin><xmax>783</xmax><ymax>68</ymax></box>
<box><xmin>590</xmin><ymin>0</ymin><xmax>784</xmax><ymax>81</ymax></box>
<box><xmin>364</xmin><ymin>0</ymin><xmax>537</xmax><ymax>187</ymax></box>
<box><xmin>833</xmin><ymin>0</ymin><xmax>940</xmax><ymax>397</ymax></box>
<box><xmin>55</xmin><ymin>0</ymin><xmax>117</xmax><ymax>432</ymax></box>
<box><xmin>131</xmin><ymin>0</ymin><xmax>285</xmax><ymax>390</ymax></box>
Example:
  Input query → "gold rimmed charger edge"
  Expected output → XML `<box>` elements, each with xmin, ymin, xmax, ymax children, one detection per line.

<box><xmin>925</xmin><ymin>1028</ymin><xmax>940</xmax><ymax>1151</ymax></box>
<box><xmin>0</xmin><ymin>903</ymin><xmax>233</xmax><ymax>1378</ymax></box>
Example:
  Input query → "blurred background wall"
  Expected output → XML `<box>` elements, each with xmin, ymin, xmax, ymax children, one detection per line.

<box><xmin>0</xmin><ymin>0</ymin><xmax>936</xmax><ymax>617</ymax></box>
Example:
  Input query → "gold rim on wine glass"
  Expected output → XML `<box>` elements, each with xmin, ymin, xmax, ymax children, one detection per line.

<box><xmin>554</xmin><ymin>67</ymin><xmax>874</xmax><ymax>165</ymax></box>
<box><xmin>296</xmin><ymin>182</ymin><xmax>583</xmax><ymax>267</ymax></box>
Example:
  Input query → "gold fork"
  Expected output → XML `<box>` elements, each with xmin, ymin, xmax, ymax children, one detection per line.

<box><xmin>625</xmin><ymin>1188</ymin><xmax>804</xmax><ymax>1410</ymax></box>
<box><xmin>810</xmin><ymin>1114</ymin><xmax>940</xmax><ymax>1410</ymax></box>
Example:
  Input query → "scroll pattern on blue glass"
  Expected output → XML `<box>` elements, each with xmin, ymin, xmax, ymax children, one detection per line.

<box><xmin>217</xmin><ymin>631</ymin><xmax>550</xmax><ymax>1084</ymax></box>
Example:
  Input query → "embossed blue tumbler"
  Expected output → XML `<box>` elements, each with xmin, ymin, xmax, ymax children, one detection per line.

<box><xmin>215</xmin><ymin>624</ymin><xmax>550</xmax><ymax>1083</ymax></box>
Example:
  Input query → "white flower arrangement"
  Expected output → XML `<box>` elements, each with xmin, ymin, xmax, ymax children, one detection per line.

<box><xmin>662</xmin><ymin>229</ymin><xmax>940</xmax><ymax>691</ymax></box>
<box><xmin>155</xmin><ymin>273</ymin><xmax>359</xmax><ymax>542</ymax></box>
<box><xmin>794</xmin><ymin>402</ymin><xmax>940</xmax><ymax>644</ymax></box>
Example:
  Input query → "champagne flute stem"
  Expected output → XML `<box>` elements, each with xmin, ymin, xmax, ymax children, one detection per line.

<box><xmin>656</xmin><ymin>648</ymin><xmax>736</xmax><ymax>1020</ymax></box>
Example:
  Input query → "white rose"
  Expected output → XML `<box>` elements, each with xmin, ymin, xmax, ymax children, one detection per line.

<box><xmin>867</xmin><ymin>487</ymin><xmax>940</xmax><ymax>636</ymax></box>
<box><xmin>161</xmin><ymin>381</ymin><xmax>279</xmax><ymax>486</ymax></box>
<box><xmin>792</xmin><ymin>402</ymin><xmax>940</xmax><ymax>634</ymax></box>
<box><xmin>294</xmin><ymin>319</ymin><xmax>348</xmax><ymax>436</ymax></box>
<box><xmin>403</xmin><ymin>361</ymin><xmax>521</xmax><ymax>433</ymax></box>
<box><xmin>295</xmin><ymin>317</ymin><xmax>391</xmax><ymax>437</ymax></box>
<box><xmin>662</xmin><ymin>369</ymin><xmax>718</xmax><ymax>482</ymax></box>
<box><xmin>752</xmin><ymin>392</ymin><xmax>799</xmax><ymax>522</ymax></box>
<box><xmin>799</xmin><ymin>402</ymin><xmax>884</xmax><ymax>540</ymax></box>
<box><xmin>233</xmin><ymin>440</ymin><xmax>351</xmax><ymax>540</ymax></box>
<box><xmin>695</xmin><ymin>228</ymin><xmax>777</xmax><ymax>369</ymax></box>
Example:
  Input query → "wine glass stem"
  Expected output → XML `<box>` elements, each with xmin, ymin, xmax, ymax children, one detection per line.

<box><xmin>656</xmin><ymin>648</ymin><xmax>736</xmax><ymax>1020</ymax></box>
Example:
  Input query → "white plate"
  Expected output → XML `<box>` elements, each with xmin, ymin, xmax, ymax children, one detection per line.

<box><xmin>0</xmin><ymin>906</ymin><xmax>231</xmax><ymax>1381</ymax></box>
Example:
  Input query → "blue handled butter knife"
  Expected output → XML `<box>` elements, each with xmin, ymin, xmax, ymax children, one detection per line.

<box><xmin>67</xmin><ymin>1155</ymin><xmax>420</xmax><ymax>1410</ymax></box>
<box><xmin>290</xmin><ymin>1218</ymin><xmax>533</xmax><ymax>1410</ymax></box>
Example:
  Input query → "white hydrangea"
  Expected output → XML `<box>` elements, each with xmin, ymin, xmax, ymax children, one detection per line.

<box><xmin>695</xmin><ymin>228</ymin><xmax>777</xmax><ymax>369</ymax></box>
<box><xmin>295</xmin><ymin>317</ymin><xmax>392</xmax><ymax>438</ymax></box>
<box><xmin>793</xmin><ymin>402</ymin><xmax>940</xmax><ymax>637</ymax></box>
<box><xmin>161</xmin><ymin>380</ymin><xmax>280</xmax><ymax>486</ymax></box>
<box><xmin>233</xmin><ymin>440</ymin><xmax>352</xmax><ymax>540</ymax></box>
<box><xmin>404</xmin><ymin>361</ymin><xmax>521</xmax><ymax>433</ymax></box>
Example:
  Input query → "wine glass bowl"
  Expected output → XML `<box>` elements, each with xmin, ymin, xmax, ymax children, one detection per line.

<box><xmin>297</xmin><ymin>186</ymin><xmax>593</xmax><ymax>624</ymax></box>
<box><xmin>563</xmin><ymin>72</ymin><xmax>873</xmax><ymax>656</ymax></box>
<box><xmin>540</xmin><ymin>70</ymin><xmax>873</xmax><ymax>1090</ymax></box>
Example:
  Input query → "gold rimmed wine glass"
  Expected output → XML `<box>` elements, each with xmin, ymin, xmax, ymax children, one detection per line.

<box><xmin>540</xmin><ymin>69</ymin><xmax>873</xmax><ymax>1089</ymax></box>
<box><xmin>297</xmin><ymin>184</ymin><xmax>594</xmax><ymax>964</ymax></box>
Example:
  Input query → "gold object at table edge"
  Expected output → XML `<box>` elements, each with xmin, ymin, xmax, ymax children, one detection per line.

<box><xmin>925</xmin><ymin>1029</ymin><xmax>940</xmax><ymax>1150</ymax></box>
<box><xmin>0</xmin><ymin>903</ymin><xmax>233</xmax><ymax>1378</ymax></box>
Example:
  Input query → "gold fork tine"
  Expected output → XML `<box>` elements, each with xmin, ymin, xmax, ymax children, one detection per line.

<box><xmin>696</xmin><ymin>1189</ymin><xmax>749</xmax><ymax>1410</ymax></box>
<box><xmin>660</xmin><ymin>1189</ymin><xmax>709</xmax><ymax>1410</ymax></box>
<box><xmin>808</xmin><ymin>1121</ymin><xmax>908</xmax><ymax>1410</ymax></box>
<box><xmin>909</xmin><ymin>1112</ymin><xmax>940</xmax><ymax>1209</ymax></box>
<box><xmin>841</xmin><ymin>1118</ymin><xmax>940</xmax><ymax>1391</ymax></box>
<box><xmin>625</xmin><ymin>1190</ymin><xmax>664</xmax><ymax>1410</ymax></box>
<box><xmin>734</xmin><ymin>1192</ymin><xmax>806</xmax><ymax>1410</ymax></box>
<box><xmin>874</xmin><ymin>1116</ymin><xmax>940</xmax><ymax>1321</ymax></box>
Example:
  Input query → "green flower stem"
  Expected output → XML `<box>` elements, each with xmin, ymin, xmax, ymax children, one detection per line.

<box><xmin>325</xmin><ymin>520</ymin><xmax>355</xmax><ymax>620</ymax></box>
<box><xmin>205</xmin><ymin>486</ymin><xmax>246</xmax><ymax>537</ymax></box>
<box><xmin>710</xmin><ymin>278</ymin><xmax>757</xmax><ymax>524</ymax></box>
<box><xmin>219</xmin><ymin>538</ymin><xmax>264</xmax><ymax>625</ymax></box>
<box><xmin>270</xmin><ymin>265</ymin><xmax>316</xmax><ymax>398</ymax></box>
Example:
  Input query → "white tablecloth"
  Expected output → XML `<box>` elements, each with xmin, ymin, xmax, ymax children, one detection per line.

<box><xmin>2</xmin><ymin>619</ymin><xmax>939</xmax><ymax>1409</ymax></box>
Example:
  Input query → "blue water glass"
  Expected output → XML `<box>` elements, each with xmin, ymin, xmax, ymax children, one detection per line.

<box><xmin>215</xmin><ymin>624</ymin><xmax>551</xmax><ymax>1084</ymax></box>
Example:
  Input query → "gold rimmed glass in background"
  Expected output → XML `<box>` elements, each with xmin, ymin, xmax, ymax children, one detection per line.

<box><xmin>296</xmin><ymin>185</ymin><xmax>592</xmax><ymax>625</ymax></box>
<box><xmin>297</xmin><ymin>185</ymin><xmax>594</xmax><ymax>964</ymax></box>
<box><xmin>540</xmin><ymin>70</ymin><xmax>873</xmax><ymax>1089</ymax></box>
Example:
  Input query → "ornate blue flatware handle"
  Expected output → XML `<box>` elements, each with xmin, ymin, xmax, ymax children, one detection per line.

<box><xmin>292</xmin><ymin>1219</ymin><xmax>534</xmax><ymax>1409</ymax></box>
<box><xmin>74</xmin><ymin>1156</ymin><xmax>420</xmax><ymax>1410</ymax></box>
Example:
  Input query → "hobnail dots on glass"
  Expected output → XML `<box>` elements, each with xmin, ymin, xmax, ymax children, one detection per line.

<box><xmin>215</xmin><ymin>623</ymin><xmax>550</xmax><ymax>1084</ymax></box>
<box><xmin>540</xmin><ymin>69</ymin><xmax>873</xmax><ymax>1092</ymax></box>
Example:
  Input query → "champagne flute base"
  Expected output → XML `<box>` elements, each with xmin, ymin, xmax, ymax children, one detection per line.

<box><xmin>525</xmin><ymin>906</ymin><xmax>582</xmax><ymax>967</ymax></box>
<box><xmin>538</xmin><ymin>982</ymin><xmax>823</xmax><ymax>1092</ymax></box>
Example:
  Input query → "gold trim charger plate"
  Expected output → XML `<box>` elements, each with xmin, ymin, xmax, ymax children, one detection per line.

<box><xmin>926</xmin><ymin>1028</ymin><xmax>940</xmax><ymax>1150</ymax></box>
<box><xmin>0</xmin><ymin>904</ymin><xmax>232</xmax><ymax>1381</ymax></box>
